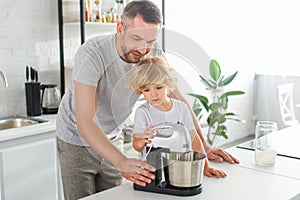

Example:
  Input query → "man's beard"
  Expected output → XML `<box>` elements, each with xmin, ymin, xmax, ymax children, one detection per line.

<box><xmin>120</xmin><ymin>42</ymin><xmax>132</xmax><ymax>63</ymax></box>
<box><xmin>120</xmin><ymin>34</ymin><xmax>144</xmax><ymax>63</ymax></box>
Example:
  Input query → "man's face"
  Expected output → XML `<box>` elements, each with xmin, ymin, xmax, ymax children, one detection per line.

<box><xmin>117</xmin><ymin>15</ymin><xmax>161</xmax><ymax>63</ymax></box>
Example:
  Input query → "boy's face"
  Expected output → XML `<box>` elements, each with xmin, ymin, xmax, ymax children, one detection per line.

<box><xmin>141</xmin><ymin>83</ymin><xmax>169</xmax><ymax>109</ymax></box>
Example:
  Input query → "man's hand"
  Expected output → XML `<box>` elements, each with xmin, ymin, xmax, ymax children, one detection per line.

<box><xmin>117</xmin><ymin>158</ymin><xmax>156</xmax><ymax>186</ymax></box>
<box><xmin>206</xmin><ymin>148</ymin><xmax>240</xmax><ymax>164</ymax></box>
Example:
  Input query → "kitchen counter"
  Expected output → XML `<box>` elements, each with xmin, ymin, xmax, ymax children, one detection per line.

<box><xmin>0</xmin><ymin>114</ymin><xmax>57</xmax><ymax>142</ymax></box>
<box><xmin>226</xmin><ymin>146</ymin><xmax>300</xmax><ymax>180</ymax></box>
<box><xmin>80</xmin><ymin>125</ymin><xmax>300</xmax><ymax>200</ymax></box>
<box><xmin>236</xmin><ymin>124</ymin><xmax>300</xmax><ymax>159</ymax></box>
<box><xmin>0</xmin><ymin>114</ymin><xmax>61</xmax><ymax>200</ymax></box>
<box><xmin>80</xmin><ymin>161</ymin><xmax>300</xmax><ymax>200</ymax></box>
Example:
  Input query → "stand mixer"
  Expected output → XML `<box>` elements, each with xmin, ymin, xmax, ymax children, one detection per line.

<box><xmin>133</xmin><ymin>121</ymin><xmax>205</xmax><ymax>196</ymax></box>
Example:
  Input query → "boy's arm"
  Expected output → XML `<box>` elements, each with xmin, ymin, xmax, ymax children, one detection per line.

<box><xmin>168</xmin><ymin>86</ymin><xmax>239</xmax><ymax>164</ymax></box>
<box><xmin>190</xmin><ymin>129</ymin><xmax>226</xmax><ymax>178</ymax></box>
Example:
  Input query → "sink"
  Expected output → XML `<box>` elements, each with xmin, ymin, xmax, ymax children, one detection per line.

<box><xmin>0</xmin><ymin>116</ymin><xmax>48</xmax><ymax>131</ymax></box>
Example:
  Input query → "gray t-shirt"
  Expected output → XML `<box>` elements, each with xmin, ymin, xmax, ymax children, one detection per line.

<box><xmin>56</xmin><ymin>34</ymin><xmax>164</xmax><ymax>146</ymax></box>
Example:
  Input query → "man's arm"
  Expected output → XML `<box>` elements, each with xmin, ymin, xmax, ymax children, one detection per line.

<box><xmin>168</xmin><ymin>86</ymin><xmax>239</xmax><ymax>164</ymax></box>
<box><xmin>74</xmin><ymin>81</ymin><xmax>156</xmax><ymax>186</ymax></box>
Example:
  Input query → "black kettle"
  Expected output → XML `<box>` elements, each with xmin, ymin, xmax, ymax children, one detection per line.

<box><xmin>41</xmin><ymin>84</ymin><xmax>61</xmax><ymax>114</ymax></box>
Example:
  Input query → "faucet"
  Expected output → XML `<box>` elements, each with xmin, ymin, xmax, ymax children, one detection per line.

<box><xmin>0</xmin><ymin>70</ymin><xmax>8</xmax><ymax>87</ymax></box>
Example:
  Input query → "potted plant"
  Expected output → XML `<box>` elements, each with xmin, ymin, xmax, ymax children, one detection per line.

<box><xmin>188</xmin><ymin>59</ymin><xmax>245</xmax><ymax>146</ymax></box>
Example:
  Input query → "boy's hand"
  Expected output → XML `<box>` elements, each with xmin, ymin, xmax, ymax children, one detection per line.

<box><xmin>204</xmin><ymin>166</ymin><xmax>227</xmax><ymax>178</ymax></box>
<box><xmin>207</xmin><ymin>148</ymin><xmax>240</xmax><ymax>164</ymax></box>
<box><xmin>133</xmin><ymin>125</ymin><xmax>155</xmax><ymax>151</ymax></box>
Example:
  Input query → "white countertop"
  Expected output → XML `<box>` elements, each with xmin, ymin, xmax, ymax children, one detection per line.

<box><xmin>0</xmin><ymin>114</ymin><xmax>57</xmax><ymax>142</ymax></box>
<box><xmin>237</xmin><ymin>124</ymin><xmax>300</xmax><ymax>159</ymax></box>
<box><xmin>226</xmin><ymin>146</ymin><xmax>300</xmax><ymax>180</ymax></box>
<box><xmin>80</xmin><ymin>125</ymin><xmax>300</xmax><ymax>200</ymax></box>
<box><xmin>80</xmin><ymin>161</ymin><xmax>300</xmax><ymax>200</ymax></box>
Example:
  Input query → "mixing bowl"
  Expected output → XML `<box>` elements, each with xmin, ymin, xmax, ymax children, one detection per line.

<box><xmin>161</xmin><ymin>151</ymin><xmax>206</xmax><ymax>188</ymax></box>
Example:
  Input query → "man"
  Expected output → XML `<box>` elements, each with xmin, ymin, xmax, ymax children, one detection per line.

<box><xmin>56</xmin><ymin>1</ymin><xmax>238</xmax><ymax>199</ymax></box>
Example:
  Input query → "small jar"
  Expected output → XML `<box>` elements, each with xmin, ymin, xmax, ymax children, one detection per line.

<box><xmin>105</xmin><ymin>11</ymin><xmax>112</xmax><ymax>23</ymax></box>
<box><xmin>115</xmin><ymin>0</ymin><xmax>123</xmax><ymax>22</ymax></box>
<box><xmin>93</xmin><ymin>0</ymin><xmax>102</xmax><ymax>22</ymax></box>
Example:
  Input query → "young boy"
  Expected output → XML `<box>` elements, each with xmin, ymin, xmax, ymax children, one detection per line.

<box><xmin>128</xmin><ymin>56</ymin><xmax>226</xmax><ymax>178</ymax></box>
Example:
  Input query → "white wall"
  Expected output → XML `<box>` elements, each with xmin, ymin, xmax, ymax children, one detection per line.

<box><xmin>255</xmin><ymin>0</ymin><xmax>300</xmax><ymax>76</ymax></box>
<box><xmin>0</xmin><ymin>0</ymin><xmax>112</xmax><ymax>117</ymax></box>
<box><xmin>0</xmin><ymin>0</ymin><xmax>60</xmax><ymax>117</ymax></box>
<box><xmin>254</xmin><ymin>0</ymin><xmax>300</xmax><ymax>129</ymax></box>
<box><xmin>0</xmin><ymin>0</ymin><xmax>255</xmax><ymax>147</ymax></box>
<box><xmin>2</xmin><ymin>0</ymin><xmax>297</xmax><ymax>147</ymax></box>
<box><xmin>165</xmin><ymin>0</ymin><xmax>256</xmax><ymax>146</ymax></box>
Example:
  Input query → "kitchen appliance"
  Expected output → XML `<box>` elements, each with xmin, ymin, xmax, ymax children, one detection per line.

<box><xmin>41</xmin><ymin>84</ymin><xmax>61</xmax><ymax>114</ymax></box>
<box><xmin>133</xmin><ymin>122</ymin><xmax>205</xmax><ymax>196</ymax></box>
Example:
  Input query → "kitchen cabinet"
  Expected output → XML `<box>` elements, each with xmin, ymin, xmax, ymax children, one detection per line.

<box><xmin>0</xmin><ymin>130</ymin><xmax>61</xmax><ymax>200</ymax></box>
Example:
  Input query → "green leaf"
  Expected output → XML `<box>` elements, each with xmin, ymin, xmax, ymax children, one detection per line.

<box><xmin>217</xmin><ymin>114</ymin><xmax>226</xmax><ymax>124</ymax></box>
<box><xmin>225</xmin><ymin>112</ymin><xmax>236</xmax><ymax>116</ymax></box>
<box><xmin>207</xmin><ymin>112</ymin><xmax>218</xmax><ymax>126</ymax></box>
<box><xmin>220</xmin><ymin>91</ymin><xmax>245</xmax><ymax>99</ymax></box>
<box><xmin>188</xmin><ymin>94</ymin><xmax>208</xmax><ymax>103</ymax></box>
<box><xmin>220</xmin><ymin>132</ymin><xmax>229</xmax><ymax>139</ymax></box>
<box><xmin>215</xmin><ymin>126</ymin><xmax>228</xmax><ymax>139</ymax></box>
<box><xmin>192</xmin><ymin>100</ymin><xmax>203</xmax><ymax>119</ymax></box>
<box><xmin>208</xmin><ymin>110</ymin><xmax>226</xmax><ymax>126</ymax></box>
<box><xmin>222</xmin><ymin>71</ymin><xmax>238</xmax><ymax>86</ymax></box>
<box><xmin>210</xmin><ymin>59</ymin><xmax>221</xmax><ymax>81</ymax></box>
<box><xmin>221</xmin><ymin>95</ymin><xmax>228</xmax><ymax>109</ymax></box>
<box><xmin>193</xmin><ymin>107</ymin><xmax>202</xmax><ymax>117</ymax></box>
<box><xmin>226</xmin><ymin>117</ymin><xmax>246</xmax><ymax>123</ymax></box>
<box><xmin>218</xmin><ymin>75</ymin><xmax>225</xmax><ymax>87</ymax></box>
<box><xmin>208</xmin><ymin>80</ymin><xmax>217</xmax><ymax>89</ymax></box>
<box><xmin>209</xmin><ymin>102</ymin><xmax>222</xmax><ymax>111</ymax></box>
<box><xmin>218</xmin><ymin>125</ymin><xmax>227</xmax><ymax>130</ymax></box>
<box><xmin>188</xmin><ymin>93</ymin><xmax>209</xmax><ymax>112</ymax></box>
<box><xmin>188</xmin><ymin>59</ymin><xmax>246</xmax><ymax>145</ymax></box>
<box><xmin>216</xmin><ymin>125</ymin><xmax>227</xmax><ymax>134</ymax></box>
<box><xmin>199</xmin><ymin>75</ymin><xmax>216</xmax><ymax>88</ymax></box>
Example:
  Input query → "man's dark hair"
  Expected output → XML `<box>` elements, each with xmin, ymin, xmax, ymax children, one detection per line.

<box><xmin>122</xmin><ymin>0</ymin><xmax>163</xmax><ymax>25</ymax></box>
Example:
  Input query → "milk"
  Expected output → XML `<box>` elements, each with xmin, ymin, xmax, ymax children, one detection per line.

<box><xmin>254</xmin><ymin>121</ymin><xmax>278</xmax><ymax>166</ymax></box>
<box><xmin>255</xmin><ymin>148</ymin><xmax>277</xmax><ymax>166</ymax></box>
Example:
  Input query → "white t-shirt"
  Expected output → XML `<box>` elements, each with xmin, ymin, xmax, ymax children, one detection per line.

<box><xmin>133</xmin><ymin>98</ymin><xmax>194</xmax><ymax>150</ymax></box>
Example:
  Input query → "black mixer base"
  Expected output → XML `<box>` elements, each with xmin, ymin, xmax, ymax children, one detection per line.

<box><xmin>133</xmin><ymin>182</ymin><xmax>202</xmax><ymax>196</ymax></box>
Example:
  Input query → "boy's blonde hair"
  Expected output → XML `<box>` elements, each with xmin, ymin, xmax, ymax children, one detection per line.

<box><xmin>128</xmin><ymin>56</ymin><xmax>177</xmax><ymax>94</ymax></box>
